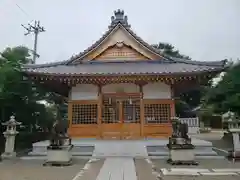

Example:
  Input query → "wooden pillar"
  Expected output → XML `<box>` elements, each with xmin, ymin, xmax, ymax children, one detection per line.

<box><xmin>119</xmin><ymin>101</ymin><xmax>123</xmax><ymax>139</ymax></box>
<box><xmin>170</xmin><ymin>83</ymin><xmax>176</xmax><ymax>120</ymax></box>
<box><xmin>139</xmin><ymin>85</ymin><xmax>144</xmax><ymax>138</ymax></box>
<box><xmin>97</xmin><ymin>85</ymin><xmax>102</xmax><ymax>139</ymax></box>
<box><xmin>67</xmin><ymin>101</ymin><xmax>73</xmax><ymax>136</ymax></box>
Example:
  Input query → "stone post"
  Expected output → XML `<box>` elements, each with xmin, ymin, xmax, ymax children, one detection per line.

<box><xmin>1</xmin><ymin>115</ymin><xmax>21</xmax><ymax>159</ymax></box>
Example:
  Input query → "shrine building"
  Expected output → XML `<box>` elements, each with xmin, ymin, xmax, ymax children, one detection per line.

<box><xmin>22</xmin><ymin>10</ymin><xmax>226</xmax><ymax>139</ymax></box>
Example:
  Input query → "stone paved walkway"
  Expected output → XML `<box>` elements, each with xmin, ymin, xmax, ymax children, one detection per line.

<box><xmin>96</xmin><ymin>158</ymin><xmax>137</xmax><ymax>180</ymax></box>
<box><xmin>92</xmin><ymin>141</ymin><xmax>148</xmax><ymax>157</ymax></box>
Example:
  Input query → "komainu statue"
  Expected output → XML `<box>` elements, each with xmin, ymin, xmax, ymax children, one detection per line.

<box><xmin>49</xmin><ymin>119</ymin><xmax>71</xmax><ymax>147</ymax></box>
<box><xmin>167</xmin><ymin>117</ymin><xmax>197</xmax><ymax>165</ymax></box>
<box><xmin>44</xmin><ymin>119</ymin><xmax>73</xmax><ymax>166</ymax></box>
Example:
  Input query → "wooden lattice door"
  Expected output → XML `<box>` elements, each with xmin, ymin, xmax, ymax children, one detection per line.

<box><xmin>101</xmin><ymin>96</ymin><xmax>122</xmax><ymax>139</ymax></box>
<box><xmin>101</xmin><ymin>94</ymin><xmax>141</xmax><ymax>139</ymax></box>
<box><xmin>121</xmin><ymin>98</ymin><xmax>141</xmax><ymax>139</ymax></box>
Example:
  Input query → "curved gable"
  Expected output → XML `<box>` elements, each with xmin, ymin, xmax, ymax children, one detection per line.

<box><xmin>93</xmin><ymin>43</ymin><xmax>150</xmax><ymax>61</ymax></box>
<box><xmin>68</xmin><ymin>10</ymin><xmax>165</xmax><ymax>64</ymax></box>
<box><xmin>82</xmin><ymin>24</ymin><xmax>161</xmax><ymax>61</ymax></box>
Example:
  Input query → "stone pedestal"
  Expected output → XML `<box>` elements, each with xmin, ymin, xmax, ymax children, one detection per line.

<box><xmin>169</xmin><ymin>149</ymin><xmax>195</xmax><ymax>162</ymax></box>
<box><xmin>44</xmin><ymin>144</ymin><xmax>73</xmax><ymax>166</ymax></box>
<box><xmin>1</xmin><ymin>116</ymin><xmax>21</xmax><ymax>159</ymax></box>
<box><xmin>227</xmin><ymin>129</ymin><xmax>240</xmax><ymax>162</ymax></box>
<box><xmin>167</xmin><ymin>145</ymin><xmax>198</xmax><ymax>165</ymax></box>
<box><xmin>167</xmin><ymin>136</ymin><xmax>198</xmax><ymax>165</ymax></box>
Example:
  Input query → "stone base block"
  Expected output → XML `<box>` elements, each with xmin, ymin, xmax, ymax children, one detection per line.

<box><xmin>44</xmin><ymin>145</ymin><xmax>73</xmax><ymax>166</ymax></box>
<box><xmin>1</xmin><ymin>152</ymin><xmax>16</xmax><ymax>159</ymax></box>
<box><xmin>168</xmin><ymin>149</ymin><xmax>198</xmax><ymax>165</ymax></box>
<box><xmin>227</xmin><ymin>150</ymin><xmax>240</xmax><ymax>162</ymax></box>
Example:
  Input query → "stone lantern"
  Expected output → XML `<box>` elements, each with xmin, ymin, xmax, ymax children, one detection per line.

<box><xmin>222</xmin><ymin>111</ymin><xmax>239</xmax><ymax>131</ymax></box>
<box><xmin>222</xmin><ymin>111</ymin><xmax>240</xmax><ymax>161</ymax></box>
<box><xmin>1</xmin><ymin>115</ymin><xmax>21</xmax><ymax>159</ymax></box>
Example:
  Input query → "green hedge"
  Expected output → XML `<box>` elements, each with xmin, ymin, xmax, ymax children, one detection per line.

<box><xmin>16</xmin><ymin>132</ymin><xmax>50</xmax><ymax>150</ymax></box>
<box><xmin>0</xmin><ymin>132</ymin><xmax>50</xmax><ymax>153</ymax></box>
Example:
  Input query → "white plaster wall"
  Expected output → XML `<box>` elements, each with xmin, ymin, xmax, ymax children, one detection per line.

<box><xmin>102</xmin><ymin>83</ymin><xmax>139</xmax><ymax>93</ymax></box>
<box><xmin>69</xmin><ymin>84</ymin><xmax>98</xmax><ymax>100</ymax></box>
<box><xmin>143</xmin><ymin>82</ymin><xmax>171</xmax><ymax>99</ymax></box>
<box><xmin>69</xmin><ymin>82</ymin><xmax>170</xmax><ymax>100</ymax></box>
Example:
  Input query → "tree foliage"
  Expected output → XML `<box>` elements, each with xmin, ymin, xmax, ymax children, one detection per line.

<box><xmin>0</xmin><ymin>46</ymin><xmax>56</xmax><ymax>131</ymax></box>
<box><xmin>203</xmin><ymin>61</ymin><xmax>240</xmax><ymax>115</ymax></box>
<box><xmin>152</xmin><ymin>42</ymin><xmax>203</xmax><ymax>117</ymax></box>
<box><xmin>152</xmin><ymin>42</ymin><xmax>191</xmax><ymax>60</ymax></box>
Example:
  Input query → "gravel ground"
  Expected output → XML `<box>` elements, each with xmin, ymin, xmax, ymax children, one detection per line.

<box><xmin>0</xmin><ymin>158</ymin><xmax>88</xmax><ymax>180</ymax></box>
<box><xmin>191</xmin><ymin>131</ymin><xmax>232</xmax><ymax>152</ymax></box>
<box><xmin>134</xmin><ymin>159</ymin><xmax>156</xmax><ymax>180</ymax></box>
<box><xmin>72</xmin><ymin>158</ymin><xmax>105</xmax><ymax>180</ymax></box>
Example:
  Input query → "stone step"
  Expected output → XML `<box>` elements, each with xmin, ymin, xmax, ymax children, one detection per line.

<box><xmin>161</xmin><ymin>168</ymin><xmax>240</xmax><ymax>176</ymax></box>
<box><xmin>148</xmin><ymin>151</ymin><xmax>218</xmax><ymax>156</ymax></box>
<box><xmin>29</xmin><ymin>138</ymin><xmax>218</xmax><ymax>158</ymax></box>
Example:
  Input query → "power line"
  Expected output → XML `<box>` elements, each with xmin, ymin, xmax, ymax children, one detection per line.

<box><xmin>15</xmin><ymin>3</ymin><xmax>29</xmax><ymax>18</ymax></box>
<box><xmin>11</xmin><ymin>0</ymin><xmax>33</xmax><ymax>22</ymax></box>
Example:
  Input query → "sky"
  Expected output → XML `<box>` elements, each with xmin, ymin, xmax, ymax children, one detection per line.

<box><xmin>0</xmin><ymin>0</ymin><xmax>239</xmax><ymax>64</ymax></box>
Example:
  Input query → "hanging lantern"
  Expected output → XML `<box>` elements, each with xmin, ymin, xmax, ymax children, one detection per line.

<box><xmin>129</xmin><ymin>97</ymin><xmax>132</xmax><ymax>105</ymax></box>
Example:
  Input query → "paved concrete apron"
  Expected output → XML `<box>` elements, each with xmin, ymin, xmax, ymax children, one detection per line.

<box><xmin>96</xmin><ymin>158</ymin><xmax>137</xmax><ymax>180</ymax></box>
<box><xmin>93</xmin><ymin>141</ymin><xmax>148</xmax><ymax>157</ymax></box>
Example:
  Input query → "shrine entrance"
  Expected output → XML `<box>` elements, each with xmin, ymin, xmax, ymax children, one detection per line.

<box><xmin>101</xmin><ymin>93</ymin><xmax>141</xmax><ymax>139</ymax></box>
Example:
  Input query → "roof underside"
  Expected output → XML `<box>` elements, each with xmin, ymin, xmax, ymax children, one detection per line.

<box><xmin>22</xmin><ymin>9</ymin><xmax>227</xmax><ymax>76</ymax></box>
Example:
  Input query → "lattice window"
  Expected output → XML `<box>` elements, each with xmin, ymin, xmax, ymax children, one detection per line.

<box><xmin>72</xmin><ymin>104</ymin><xmax>98</xmax><ymax>124</ymax></box>
<box><xmin>102</xmin><ymin>98</ymin><xmax>119</xmax><ymax>123</ymax></box>
<box><xmin>122</xmin><ymin>100</ymin><xmax>140</xmax><ymax>123</ymax></box>
<box><xmin>144</xmin><ymin>104</ymin><xmax>170</xmax><ymax>124</ymax></box>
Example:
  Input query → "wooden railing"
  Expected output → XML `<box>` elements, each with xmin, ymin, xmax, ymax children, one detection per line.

<box><xmin>179</xmin><ymin>117</ymin><xmax>200</xmax><ymax>134</ymax></box>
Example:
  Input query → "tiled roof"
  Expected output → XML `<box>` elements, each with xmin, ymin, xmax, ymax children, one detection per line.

<box><xmin>22</xmin><ymin>9</ymin><xmax>227</xmax><ymax>76</ymax></box>
<box><xmin>23</xmin><ymin>60</ymin><xmax>226</xmax><ymax>76</ymax></box>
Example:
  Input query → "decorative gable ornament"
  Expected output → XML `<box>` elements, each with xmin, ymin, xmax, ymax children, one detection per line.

<box><xmin>109</xmin><ymin>9</ymin><xmax>130</xmax><ymax>29</ymax></box>
<box><xmin>116</xmin><ymin>41</ymin><xmax>124</xmax><ymax>48</ymax></box>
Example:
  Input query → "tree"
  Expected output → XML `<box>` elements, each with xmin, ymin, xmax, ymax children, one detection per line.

<box><xmin>0</xmin><ymin>46</ymin><xmax>55</xmax><ymax>131</ymax></box>
<box><xmin>152</xmin><ymin>42</ymin><xmax>191</xmax><ymax>60</ymax></box>
<box><xmin>152</xmin><ymin>42</ymin><xmax>204</xmax><ymax>117</ymax></box>
<box><xmin>203</xmin><ymin>61</ymin><xmax>240</xmax><ymax>115</ymax></box>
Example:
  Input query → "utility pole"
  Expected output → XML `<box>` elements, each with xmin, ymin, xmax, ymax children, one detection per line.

<box><xmin>21</xmin><ymin>20</ymin><xmax>45</xmax><ymax>64</ymax></box>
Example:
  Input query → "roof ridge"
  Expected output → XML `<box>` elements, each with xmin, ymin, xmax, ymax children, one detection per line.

<box><xmin>22</xmin><ymin>61</ymin><xmax>67</xmax><ymax>69</ymax></box>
